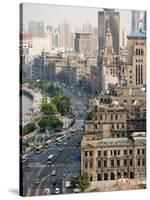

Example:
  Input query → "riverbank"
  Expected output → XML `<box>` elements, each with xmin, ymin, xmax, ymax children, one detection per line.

<box><xmin>22</xmin><ymin>86</ymin><xmax>43</xmax><ymax>127</ymax></box>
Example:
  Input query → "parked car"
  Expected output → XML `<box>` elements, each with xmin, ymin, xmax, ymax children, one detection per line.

<box><xmin>51</xmin><ymin>170</ymin><xmax>56</xmax><ymax>176</ymax></box>
<box><xmin>55</xmin><ymin>187</ymin><xmax>60</xmax><ymax>194</ymax></box>
<box><xmin>34</xmin><ymin>179</ymin><xmax>40</xmax><ymax>185</ymax></box>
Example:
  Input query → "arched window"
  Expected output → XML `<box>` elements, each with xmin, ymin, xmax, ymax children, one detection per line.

<box><xmin>97</xmin><ymin>173</ymin><xmax>102</xmax><ymax>181</ymax></box>
<box><xmin>90</xmin><ymin>175</ymin><xmax>93</xmax><ymax>181</ymax></box>
<box><xmin>104</xmin><ymin>173</ymin><xmax>108</xmax><ymax>180</ymax></box>
<box><xmin>110</xmin><ymin>172</ymin><xmax>115</xmax><ymax>180</ymax></box>
<box><xmin>117</xmin><ymin>172</ymin><xmax>121</xmax><ymax>179</ymax></box>
<box><xmin>123</xmin><ymin>171</ymin><xmax>128</xmax><ymax>178</ymax></box>
<box><xmin>130</xmin><ymin>172</ymin><xmax>134</xmax><ymax>179</ymax></box>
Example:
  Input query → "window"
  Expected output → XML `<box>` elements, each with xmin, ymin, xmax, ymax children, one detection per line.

<box><xmin>137</xmin><ymin>159</ymin><xmax>140</xmax><ymax>166</ymax></box>
<box><xmin>122</xmin><ymin>124</ymin><xmax>125</xmax><ymax>129</ymax></box>
<box><xmin>104</xmin><ymin>173</ymin><xmax>108</xmax><ymax>180</ymax></box>
<box><xmin>124</xmin><ymin>159</ymin><xmax>127</xmax><ymax>166</ymax></box>
<box><xmin>130</xmin><ymin>159</ymin><xmax>133</xmax><ymax>166</ymax></box>
<box><xmin>98</xmin><ymin>151</ymin><xmax>101</xmax><ymax>156</ymax></box>
<box><xmin>90</xmin><ymin>161</ymin><xmax>93</xmax><ymax>168</ymax></box>
<box><xmin>97</xmin><ymin>173</ymin><xmax>102</xmax><ymax>181</ymax></box>
<box><xmin>104</xmin><ymin>151</ymin><xmax>107</xmax><ymax>156</ymax></box>
<box><xmin>129</xmin><ymin>149</ymin><xmax>133</xmax><ymax>155</ymax></box>
<box><xmin>142</xmin><ymin>149</ymin><xmax>145</xmax><ymax>154</ymax></box>
<box><xmin>98</xmin><ymin>160</ymin><xmax>101</xmax><ymax>168</ymax></box>
<box><xmin>111</xmin><ymin>150</ymin><xmax>113</xmax><ymax>156</ymax></box>
<box><xmin>111</xmin><ymin>115</ymin><xmax>113</xmax><ymax>120</ymax></box>
<box><xmin>137</xmin><ymin>149</ymin><xmax>140</xmax><ymax>155</ymax></box>
<box><xmin>85</xmin><ymin>161</ymin><xmax>88</xmax><ymax>169</ymax></box>
<box><xmin>85</xmin><ymin>151</ymin><xmax>88</xmax><ymax>157</ymax></box>
<box><xmin>110</xmin><ymin>172</ymin><xmax>115</xmax><ymax>180</ymax></box>
<box><xmin>90</xmin><ymin>176</ymin><xmax>93</xmax><ymax>181</ymax></box>
<box><xmin>104</xmin><ymin>160</ymin><xmax>107</xmax><ymax>167</ymax></box>
<box><xmin>117</xmin><ymin>124</ymin><xmax>119</xmax><ymax>129</ymax></box>
<box><xmin>100</xmin><ymin>115</ymin><xmax>102</xmax><ymax>120</ymax></box>
<box><xmin>115</xmin><ymin>115</ymin><xmax>118</xmax><ymax>120</ymax></box>
<box><xmin>89</xmin><ymin>151</ymin><xmax>93</xmax><ymax>157</ymax></box>
<box><xmin>118</xmin><ymin>150</ymin><xmax>120</xmax><ymax>155</ymax></box>
<box><xmin>142</xmin><ymin>159</ymin><xmax>145</xmax><ymax>166</ymax></box>
<box><xmin>111</xmin><ymin>160</ymin><xmax>114</xmax><ymax>167</ymax></box>
<box><xmin>117</xmin><ymin>160</ymin><xmax>120</xmax><ymax>166</ymax></box>
<box><xmin>114</xmin><ymin>150</ymin><xmax>117</xmax><ymax>155</ymax></box>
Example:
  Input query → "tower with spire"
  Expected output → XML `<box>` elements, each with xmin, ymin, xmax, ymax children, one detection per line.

<box><xmin>101</xmin><ymin>20</ymin><xmax>119</xmax><ymax>91</ymax></box>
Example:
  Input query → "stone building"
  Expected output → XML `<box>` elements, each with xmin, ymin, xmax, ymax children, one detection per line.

<box><xmin>122</xmin><ymin>31</ymin><xmax>146</xmax><ymax>87</ymax></box>
<box><xmin>81</xmin><ymin>88</ymin><xmax>146</xmax><ymax>184</ymax></box>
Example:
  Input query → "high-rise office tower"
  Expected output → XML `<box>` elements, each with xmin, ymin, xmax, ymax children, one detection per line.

<box><xmin>74</xmin><ymin>33</ymin><xmax>92</xmax><ymax>56</ymax></box>
<box><xmin>122</xmin><ymin>27</ymin><xmax>127</xmax><ymax>47</ymax></box>
<box><xmin>58</xmin><ymin>20</ymin><xmax>71</xmax><ymax>48</ymax></box>
<box><xmin>131</xmin><ymin>10</ymin><xmax>140</xmax><ymax>33</ymax></box>
<box><xmin>82</xmin><ymin>21</ymin><xmax>92</xmax><ymax>33</ymax></box>
<box><xmin>28</xmin><ymin>21</ymin><xmax>46</xmax><ymax>38</ymax></box>
<box><xmin>98</xmin><ymin>8</ymin><xmax>120</xmax><ymax>55</ymax></box>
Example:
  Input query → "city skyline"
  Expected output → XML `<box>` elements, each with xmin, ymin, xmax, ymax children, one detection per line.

<box><xmin>22</xmin><ymin>3</ymin><xmax>133</xmax><ymax>45</ymax></box>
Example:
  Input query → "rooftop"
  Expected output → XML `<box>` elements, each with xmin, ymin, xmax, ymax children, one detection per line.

<box><xmin>128</xmin><ymin>30</ymin><xmax>146</xmax><ymax>38</ymax></box>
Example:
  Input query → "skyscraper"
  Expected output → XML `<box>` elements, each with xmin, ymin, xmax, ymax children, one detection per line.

<box><xmin>58</xmin><ymin>20</ymin><xmax>71</xmax><ymax>48</ymax></box>
<box><xmin>74</xmin><ymin>33</ymin><xmax>92</xmax><ymax>56</ymax></box>
<box><xmin>98</xmin><ymin>9</ymin><xmax>120</xmax><ymax>55</ymax></box>
<box><xmin>131</xmin><ymin>10</ymin><xmax>147</xmax><ymax>34</ymax></box>
<box><xmin>122</xmin><ymin>27</ymin><xmax>127</xmax><ymax>47</ymax></box>
<box><xmin>28</xmin><ymin>21</ymin><xmax>46</xmax><ymax>38</ymax></box>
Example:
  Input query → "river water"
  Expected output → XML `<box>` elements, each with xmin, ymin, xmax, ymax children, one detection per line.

<box><xmin>22</xmin><ymin>93</ymin><xmax>33</xmax><ymax>114</ymax></box>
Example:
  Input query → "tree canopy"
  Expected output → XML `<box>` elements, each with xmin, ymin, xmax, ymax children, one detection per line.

<box><xmin>52</xmin><ymin>93</ymin><xmax>71</xmax><ymax>115</ymax></box>
<box><xmin>70</xmin><ymin>172</ymin><xmax>90</xmax><ymax>192</ymax></box>
<box><xmin>23</xmin><ymin>122</ymin><xmax>36</xmax><ymax>135</ymax></box>
<box><xmin>41</xmin><ymin>102</ymin><xmax>57</xmax><ymax>115</ymax></box>
<box><xmin>38</xmin><ymin>115</ymin><xmax>63</xmax><ymax>131</ymax></box>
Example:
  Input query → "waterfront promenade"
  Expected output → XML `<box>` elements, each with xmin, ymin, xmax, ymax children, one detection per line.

<box><xmin>22</xmin><ymin>87</ymin><xmax>43</xmax><ymax>126</ymax></box>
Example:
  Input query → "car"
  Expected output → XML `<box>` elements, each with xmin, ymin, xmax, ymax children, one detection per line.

<box><xmin>59</xmin><ymin>147</ymin><xmax>65</xmax><ymax>152</ymax></box>
<box><xmin>43</xmin><ymin>188</ymin><xmax>50</xmax><ymax>195</ymax></box>
<box><xmin>51</xmin><ymin>170</ymin><xmax>56</xmax><ymax>176</ymax></box>
<box><xmin>55</xmin><ymin>187</ymin><xmax>60</xmax><ymax>194</ymax></box>
<box><xmin>73</xmin><ymin>188</ymin><xmax>80</xmax><ymax>193</ymax></box>
<box><xmin>34</xmin><ymin>179</ymin><xmax>40</xmax><ymax>185</ymax></box>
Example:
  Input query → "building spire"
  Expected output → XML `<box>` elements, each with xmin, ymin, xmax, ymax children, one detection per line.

<box><xmin>107</xmin><ymin>18</ymin><xmax>110</xmax><ymax>33</ymax></box>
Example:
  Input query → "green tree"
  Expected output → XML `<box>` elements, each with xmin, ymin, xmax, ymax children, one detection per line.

<box><xmin>70</xmin><ymin>176</ymin><xmax>79</xmax><ymax>188</ymax></box>
<box><xmin>41</xmin><ymin>102</ymin><xmax>57</xmax><ymax>115</ymax></box>
<box><xmin>52</xmin><ymin>94</ymin><xmax>71</xmax><ymax>115</ymax></box>
<box><xmin>23</xmin><ymin>122</ymin><xmax>36</xmax><ymax>135</ymax></box>
<box><xmin>78</xmin><ymin>172</ymin><xmax>90</xmax><ymax>192</ymax></box>
<box><xmin>70</xmin><ymin>172</ymin><xmax>90</xmax><ymax>192</ymax></box>
<box><xmin>38</xmin><ymin>115</ymin><xmax>63</xmax><ymax>131</ymax></box>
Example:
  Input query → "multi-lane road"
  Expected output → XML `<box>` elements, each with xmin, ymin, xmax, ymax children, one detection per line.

<box><xmin>22</xmin><ymin>84</ymin><xmax>91</xmax><ymax>196</ymax></box>
<box><xmin>22</xmin><ymin>120</ymin><xmax>84</xmax><ymax>196</ymax></box>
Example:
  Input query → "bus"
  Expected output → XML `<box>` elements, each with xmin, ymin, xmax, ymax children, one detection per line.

<box><xmin>47</xmin><ymin>154</ymin><xmax>54</xmax><ymax>164</ymax></box>
<box><xmin>71</xmin><ymin>129</ymin><xmax>78</xmax><ymax>135</ymax></box>
<box><xmin>44</xmin><ymin>139</ymin><xmax>53</xmax><ymax>148</ymax></box>
<box><xmin>55</xmin><ymin>134</ymin><xmax>66</xmax><ymax>142</ymax></box>
<box><xmin>35</xmin><ymin>144</ymin><xmax>44</xmax><ymax>154</ymax></box>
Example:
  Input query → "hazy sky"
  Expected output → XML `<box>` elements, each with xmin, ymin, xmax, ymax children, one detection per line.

<box><xmin>22</xmin><ymin>3</ymin><xmax>132</xmax><ymax>44</ymax></box>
